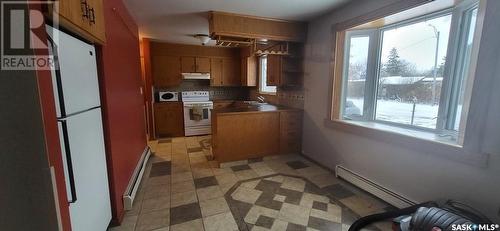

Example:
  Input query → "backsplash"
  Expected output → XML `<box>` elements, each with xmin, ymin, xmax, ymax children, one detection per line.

<box><xmin>156</xmin><ymin>80</ymin><xmax>251</xmax><ymax>101</ymax></box>
<box><xmin>250</xmin><ymin>88</ymin><xmax>304</xmax><ymax>109</ymax></box>
<box><xmin>156</xmin><ymin>80</ymin><xmax>304</xmax><ymax>108</ymax></box>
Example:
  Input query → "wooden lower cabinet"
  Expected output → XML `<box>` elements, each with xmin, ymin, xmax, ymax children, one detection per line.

<box><xmin>213</xmin><ymin>101</ymin><xmax>235</xmax><ymax>109</ymax></box>
<box><xmin>154</xmin><ymin>102</ymin><xmax>184</xmax><ymax>137</ymax></box>
<box><xmin>213</xmin><ymin>112</ymin><xmax>280</xmax><ymax>163</ymax></box>
<box><xmin>280</xmin><ymin>111</ymin><xmax>302</xmax><ymax>154</ymax></box>
<box><xmin>212</xmin><ymin>110</ymin><xmax>303</xmax><ymax>163</ymax></box>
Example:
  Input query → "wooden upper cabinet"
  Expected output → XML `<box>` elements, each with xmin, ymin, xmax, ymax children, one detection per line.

<box><xmin>196</xmin><ymin>57</ymin><xmax>211</xmax><ymax>73</ymax></box>
<box><xmin>154</xmin><ymin>102</ymin><xmax>184</xmax><ymax>137</ymax></box>
<box><xmin>149</xmin><ymin>42</ymin><xmax>241</xmax><ymax>87</ymax></box>
<box><xmin>51</xmin><ymin>0</ymin><xmax>106</xmax><ymax>44</ymax></box>
<box><xmin>241</xmin><ymin>56</ymin><xmax>257</xmax><ymax>87</ymax></box>
<box><xmin>56</xmin><ymin>1</ymin><xmax>88</xmax><ymax>31</ymax></box>
<box><xmin>266</xmin><ymin>55</ymin><xmax>282</xmax><ymax>86</ymax></box>
<box><xmin>210</xmin><ymin>58</ymin><xmax>223</xmax><ymax>86</ymax></box>
<box><xmin>86</xmin><ymin>0</ymin><xmax>106</xmax><ymax>42</ymax></box>
<box><xmin>211</xmin><ymin>57</ymin><xmax>240</xmax><ymax>86</ymax></box>
<box><xmin>209</xmin><ymin>11</ymin><xmax>307</xmax><ymax>42</ymax></box>
<box><xmin>181</xmin><ymin>57</ymin><xmax>211</xmax><ymax>73</ymax></box>
<box><xmin>181</xmin><ymin>57</ymin><xmax>196</xmax><ymax>73</ymax></box>
<box><xmin>152</xmin><ymin>56</ymin><xmax>182</xmax><ymax>87</ymax></box>
<box><xmin>222</xmin><ymin>58</ymin><xmax>241</xmax><ymax>86</ymax></box>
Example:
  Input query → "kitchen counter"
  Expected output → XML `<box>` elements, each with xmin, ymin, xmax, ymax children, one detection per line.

<box><xmin>212</xmin><ymin>103</ymin><xmax>301</xmax><ymax>115</ymax></box>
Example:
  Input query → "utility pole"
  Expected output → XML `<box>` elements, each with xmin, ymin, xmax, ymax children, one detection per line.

<box><xmin>428</xmin><ymin>24</ymin><xmax>440</xmax><ymax>105</ymax></box>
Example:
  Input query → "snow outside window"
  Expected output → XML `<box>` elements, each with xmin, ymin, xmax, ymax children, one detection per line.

<box><xmin>259</xmin><ymin>56</ymin><xmax>277</xmax><ymax>94</ymax></box>
<box><xmin>340</xmin><ymin>3</ymin><xmax>479</xmax><ymax>136</ymax></box>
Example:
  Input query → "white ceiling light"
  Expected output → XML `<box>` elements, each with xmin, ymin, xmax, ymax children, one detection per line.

<box><xmin>194</xmin><ymin>34</ymin><xmax>211</xmax><ymax>45</ymax></box>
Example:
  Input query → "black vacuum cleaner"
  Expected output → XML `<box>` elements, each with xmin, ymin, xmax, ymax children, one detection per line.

<box><xmin>348</xmin><ymin>200</ymin><xmax>494</xmax><ymax>231</ymax></box>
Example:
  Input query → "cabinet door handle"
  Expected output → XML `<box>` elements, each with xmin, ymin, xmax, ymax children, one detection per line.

<box><xmin>80</xmin><ymin>0</ymin><xmax>89</xmax><ymax>19</ymax></box>
<box><xmin>89</xmin><ymin>7</ymin><xmax>96</xmax><ymax>25</ymax></box>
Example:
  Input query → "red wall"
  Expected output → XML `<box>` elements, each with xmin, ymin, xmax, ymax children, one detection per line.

<box><xmin>30</xmin><ymin>3</ymin><xmax>72</xmax><ymax>230</ymax></box>
<box><xmin>98</xmin><ymin>0</ymin><xmax>147</xmax><ymax>224</ymax></box>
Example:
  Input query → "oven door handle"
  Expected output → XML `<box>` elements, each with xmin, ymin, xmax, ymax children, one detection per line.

<box><xmin>184</xmin><ymin>105</ymin><xmax>212</xmax><ymax>108</ymax></box>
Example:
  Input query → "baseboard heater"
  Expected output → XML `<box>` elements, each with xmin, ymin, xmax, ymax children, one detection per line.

<box><xmin>335</xmin><ymin>165</ymin><xmax>416</xmax><ymax>209</ymax></box>
<box><xmin>123</xmin><ymin>147</ymin><xmax>151</xmax><ymax>210</ymax></box>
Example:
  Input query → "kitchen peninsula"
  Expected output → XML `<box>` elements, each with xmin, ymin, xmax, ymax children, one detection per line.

<box><xmin>211</xmin><ymin>102</ymin><xmax>302</xmax><ymax>163</ymax></box>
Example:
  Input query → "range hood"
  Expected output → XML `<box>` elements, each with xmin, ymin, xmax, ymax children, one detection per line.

<box><xmin>182</xmin><ymin>73</ymin><xmax>210</xmax><ymax>80</ymax></box>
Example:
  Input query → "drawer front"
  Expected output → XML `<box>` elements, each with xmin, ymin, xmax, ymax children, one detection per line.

<box><xmin>281</xmin><ymin>129</ymin><xmax>301</xmax><ymax>140</ymax></box>
<box><xmin>214</xmin><ymin>102</ymin><xmax>233</xmax><ymax>109</ymax></box>
<box><xmin>282</xmin><ymin>119</ymin><xmax>302</xmax><ymax>132</ymax></box>
<box><xmin>282</xmin><ymin>111</ymin><xmax>302</xmax><ymax>121</ymax></box>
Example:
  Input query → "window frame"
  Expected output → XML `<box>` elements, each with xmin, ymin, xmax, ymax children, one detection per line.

<box><xmin>326</xmin><ymin>0</ymin><xmax>488</xmax><ymax>167</ymax></box>
<box><xmin>443</xmin><ymin>2</ymin><xmax>479</xmax><ymax>132</ymax></box>
<box><xmin>376</xmin><ymin>9</ymin><xmax>453</xmax><ymax>133</ymax></box>
<box><xmin>258</xmin><ymin>55</ymin><xmax>277</xmax><ymax>95</ymax></box>
<box><xmin>338</xmin><ymin>4</ymin><xmax>479</xmax><ymax>137</ymax></box>
<box><xmin>341</xmin><ymin>29</ymin><xmax>379</xmax><ymax>121</ymax></box>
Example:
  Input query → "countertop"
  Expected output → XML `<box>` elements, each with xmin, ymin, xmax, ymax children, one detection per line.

<box><xmin>212</xmin><ymin>103</ymin><xmax>301</xmax><ymax>115</ymax></box>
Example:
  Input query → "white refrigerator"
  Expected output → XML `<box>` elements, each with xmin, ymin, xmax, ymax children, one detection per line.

<box><xmin>46</xmin><ymin>25</ymin><xmax>111</xmax><ymax>231</ymax></box>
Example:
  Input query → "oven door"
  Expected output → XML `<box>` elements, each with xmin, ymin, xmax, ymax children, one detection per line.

<box><xmin>183</xmin><ymin>103</ymin><xmax>212</xmax><ymax>127</ymax></box>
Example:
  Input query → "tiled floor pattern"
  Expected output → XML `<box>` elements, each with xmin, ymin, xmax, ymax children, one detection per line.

<box><xmin>109</xmin><ymin>136</ymin><xmax>393</xmax><ymax>231</ymax></box>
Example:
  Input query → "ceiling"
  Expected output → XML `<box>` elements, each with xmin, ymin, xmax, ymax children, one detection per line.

<box><xmin>123</xmin><ymin>0</ymin><xmax>349</xmax><ymax>45</ymax></box>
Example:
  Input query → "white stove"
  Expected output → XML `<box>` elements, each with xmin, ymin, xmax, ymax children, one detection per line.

<box><xmin>181</xmin><ymin>91</ymin><xmax>213</xmax><ymax>136</ymax></box>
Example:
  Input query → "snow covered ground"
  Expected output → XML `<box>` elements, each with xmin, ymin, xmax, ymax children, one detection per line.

<box><xmin>348</xmin><ymin>98</ymin><xmax>439</xmax><ymax>129</ymax></box>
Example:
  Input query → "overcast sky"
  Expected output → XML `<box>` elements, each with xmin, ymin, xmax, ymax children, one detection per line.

<box><xmin>348</xmin><ymin>13</ymin><xmax>452</xmax><ymax>73</ymax></box>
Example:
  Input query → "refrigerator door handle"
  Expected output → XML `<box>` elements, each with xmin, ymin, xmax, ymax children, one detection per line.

<box><xmin>47</xmin><ymin>32</ymin><xmax>67</xmax><ymax>118</ymax></box>
<box><xmin>59</xmin><ymin>120</ymin><xmax>78</xmax><ymax>203</ymax></box>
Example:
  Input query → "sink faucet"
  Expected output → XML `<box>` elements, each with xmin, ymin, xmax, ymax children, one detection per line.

<box><xmin>257</xmin><ymin>95</ymin><xmax>265</xmax><ymax>103</ymax></box>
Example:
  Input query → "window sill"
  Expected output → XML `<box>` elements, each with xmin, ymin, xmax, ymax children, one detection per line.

<box><xmin>324</xmin><ymin>119</ymin><xmax>489</xmax><ymax>168</ymax></box>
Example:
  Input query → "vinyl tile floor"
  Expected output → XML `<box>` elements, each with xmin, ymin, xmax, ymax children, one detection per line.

<box><xmin>108</xmin><ymin>136</ymin><xmax>394</xmax><ymax>231</ymax></box>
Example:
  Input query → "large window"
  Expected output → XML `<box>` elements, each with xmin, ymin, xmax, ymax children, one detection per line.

<box><xmin>259</xmin><ymin>56</ymin><xmax>277</xmax><ymax>94</ymax></box>
<box><xmin>339</xmin><ymin>1</ymin><xmax>479</xmax><ymax>138</ymax></box>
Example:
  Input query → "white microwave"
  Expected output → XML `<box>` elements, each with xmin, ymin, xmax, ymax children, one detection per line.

<box><xmin>158</xmin><ymin>91</ymin><xmax>179</xmax><ymax>102</ymax></box>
